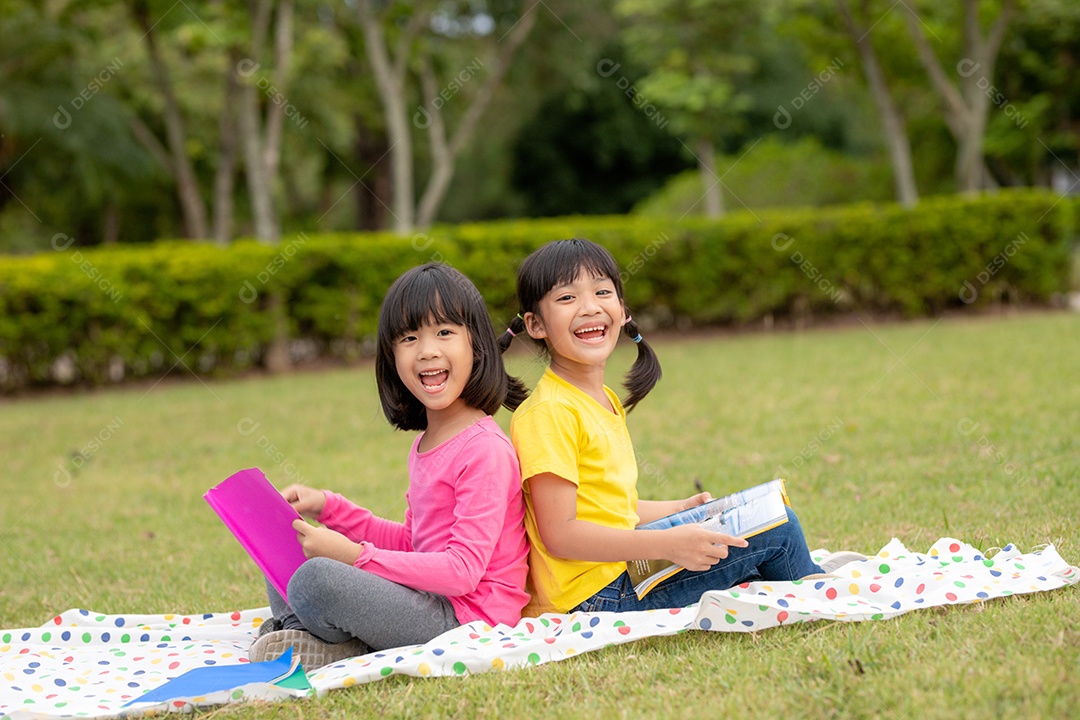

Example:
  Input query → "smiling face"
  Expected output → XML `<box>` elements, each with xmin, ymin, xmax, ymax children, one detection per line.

<box><xmin>393</xmin><ymin>321</ymin><xmax>475</xmax><ymax>416</ymax></box>
<box><xmin>524</xmin><ymin>267</ymin><xmax>625</xmax><ymax>373</ymax></box>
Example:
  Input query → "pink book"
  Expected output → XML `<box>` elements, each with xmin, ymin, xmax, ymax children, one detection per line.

<box><xmin>204</xmin><ymin>467</ymin><xmax>308</xmax><ymax>603</ymax></box>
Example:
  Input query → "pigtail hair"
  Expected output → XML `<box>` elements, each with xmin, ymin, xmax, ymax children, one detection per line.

<box><xmin>622</xmin><ymin>314</ymin><xmax>661</xmax><ymax>411</ymax></box>
<box><xmin>503</xmin><ymin>373</ymin><xmax>529</xmax><ymax>411</ymax></box>
<box><xmin>498</xmin><ymin>314</ymin><xmax>529</xmax><ymax>411</ymax></box>
<box><xmin>498</xmin><ymin>314</ymin><xmax>526</xmax><ymax>354</ymax></box>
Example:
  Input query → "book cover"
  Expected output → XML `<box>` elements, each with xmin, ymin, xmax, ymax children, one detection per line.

<box><xmin>123</xmin><ymin>648</ymin><xmax>307</xmax><ymax>707</ymax></box>
<box><xmin>626</xmin><ymin>479</ymin><xmax>791</xmax><ymax>599</ymax></box>
<box><xmin>204</xmin><ymin>467</ymin><xmax>308</xmax><ymax>603</ymax></box>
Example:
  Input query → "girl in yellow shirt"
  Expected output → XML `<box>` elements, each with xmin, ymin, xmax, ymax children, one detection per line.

<box><xmin>501</xmin><ymin>238</ymin><xmax>837</xmax><ymax>615</ymax></box>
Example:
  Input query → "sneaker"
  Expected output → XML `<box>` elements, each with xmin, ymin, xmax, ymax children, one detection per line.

<box><xmin>248</xmin><ymin>629</ymin><xmax>370</xmax><ymax>671</ymax></box>
<box><xmin>818</xmin><ymin>550</ymin><xmax>869</xmax><ymax>574</ymax></box>
<box><xmin>256</xmin><ymin>616</ymin><xmax>283</xmax><ymax>638</ymax></box>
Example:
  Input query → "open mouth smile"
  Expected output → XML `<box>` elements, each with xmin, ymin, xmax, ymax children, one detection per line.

<box><xmin>419</xmin><ymin>369</ymin><xmax>449</xmax><ymax>392</ymax></box>
<box><xmin>573</xmin><ymin>325</ymin><xmax>608</xmax><ymax>343</ymax></box>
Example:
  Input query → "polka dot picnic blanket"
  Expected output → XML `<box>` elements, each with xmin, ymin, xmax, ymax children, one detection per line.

<box><xmin>2</xmin><ymin>537</ymin><xmax>1076</xmax><ymax>719</ymax></box>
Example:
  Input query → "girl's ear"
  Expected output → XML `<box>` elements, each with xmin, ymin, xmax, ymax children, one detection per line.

<box><xmin>523</xmin><ymin>311</ymin><xmax>547</xmax><ymax>340</ymax></box>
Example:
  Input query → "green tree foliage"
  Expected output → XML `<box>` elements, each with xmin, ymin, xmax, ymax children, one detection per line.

<box><xmin>1</xmin><ymin>190</ymin><xmax>1069</xmax><ymax>390</ymax></box>
<box><xmin>509</xmin><ymin>47</ymin><xmax>691</xmax><ymax>216</ymax></box>
<box><xmin>2</xmin><ymin>0</ymin><xmax>1079</xmax><ymax>249</ymax></box>
<box><xmin>987</xmin><ymin>0</ymin><xmax>1080</xmax><ymax>187</ymax></box>
<box><xmin>633</xmin><ymin>136</ymin><xmax>895</xmax><ymax>215</ymax></box>
<box><xmin>0</xmin><ymin>1</ymin><xmax>160</xmax><ymax>252</ymax></box>
<box><xmin>615</xmin><ymin>0</ymin><xmax>761</xmax><ymax>140</ymax></box>
<box><xmin>438</xmin><ymin>3</ymin><xmax>626</xmax><ymax>221</ymax></box>
<box><xmin>615</xmin><ymin>0</ymin><xmax>771</xmax><ymax>215</ymax></box>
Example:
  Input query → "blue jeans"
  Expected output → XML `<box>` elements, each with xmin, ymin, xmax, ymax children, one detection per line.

<box><xmin>572</xmin><ymin>507</ymin><xmax>823</xmax><ymax>612</ymax></box>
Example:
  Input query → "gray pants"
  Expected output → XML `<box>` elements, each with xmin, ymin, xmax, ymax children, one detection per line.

<box><xmin>268</xmin><ymin>557</ymin><xmax>460</xmax><ymax>652</ymax></box>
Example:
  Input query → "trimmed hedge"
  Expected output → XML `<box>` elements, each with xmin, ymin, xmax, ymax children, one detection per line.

<box><xmin>0</xmin><ymin>190</ymin><xmax>1073</xmax><ymax>391</ymax></box>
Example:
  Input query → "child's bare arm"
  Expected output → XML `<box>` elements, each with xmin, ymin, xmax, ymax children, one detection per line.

<box><xmin>636</xmin><ymin>492</ymin><xmax>712</xmax><ymax>525</ymax></box>
<box><xmin>529</xmin><ymin>474</ymin><xmax>746</xmax><ymax>570</ymax></box>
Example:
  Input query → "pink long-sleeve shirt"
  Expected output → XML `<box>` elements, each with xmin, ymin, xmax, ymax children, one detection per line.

<box><xmin>317</xmin><ymin>416</ymin><xmax>530</xmax><ymax>627</ymax></box>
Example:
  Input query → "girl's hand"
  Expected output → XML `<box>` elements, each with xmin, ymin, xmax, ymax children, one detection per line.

<box><xmin>679</xmin><ymin>491</ymin><xmax>712</xmax><ymax>511</ymax></box>
<box><xmin>293</xmin><ymin>519</ymin><xmax>361</xmax><ymax>564</ymax></box>
<box><xmin>281</xmin><ymin>484</ymin><xmax>326</xmax><ymax>519</ymax></box>
<box><xmin>661</xmin><ymin>525</ymin><xmax>748</xmax><ymax>571</ymax></box>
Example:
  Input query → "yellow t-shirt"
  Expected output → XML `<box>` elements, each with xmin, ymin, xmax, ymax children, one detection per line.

<box><xmin>510</xmin><ymin>368</ymin><xmax>639</xmax><ymax>615</ymax></box>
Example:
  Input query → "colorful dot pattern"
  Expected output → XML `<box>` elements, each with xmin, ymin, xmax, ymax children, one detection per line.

<box><xmin>0</xmin><ymin>609</ymin><xmax>304</xmax><ymax>719</ymax></box>
<box><xmin>694</xmin><ymin>538</ymin><xmax>1077</xmax><ymax>633</ymax></box>
<box><xmin>302</xmin><ymin>538</ymin><xmax>1078</xmax><ymax>691</ymax></box>
<box><xmin>1</xmin><ymin>538</ymin><xmax>1075</xmax><ymax>718</ymax></box>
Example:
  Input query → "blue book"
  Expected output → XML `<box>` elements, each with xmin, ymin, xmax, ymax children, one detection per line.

<box><xmin>123</xmin><ymin>648</ymin><xmax>307</xmax><ymax>707</ymax></box>
<box><xmin>627</xmin><ymin>479</ymin><xmax>791</xmax><ymax>598</ymax></box>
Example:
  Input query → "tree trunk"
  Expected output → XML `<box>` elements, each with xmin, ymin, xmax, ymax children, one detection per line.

<box><xmin>882</xmin><ymin>112</ymin><xmax>919</xmax><ymax>206</ymax></box>
<box><xmin>263</xmin><ymin>291</ymin><xmax>291</xmax><ymax>373</ymax></box>
<box><xmin>356</xmin><ymin>1</ymin><xmax>429</xmax><ymax>233</ymax></box>
<box><xmin>213</xmin><ymin>57</ymin><xmax>240</xmax><ymax>245</ymax></box>
<box><xmin>837</xmin><ymin>0</ymin><xmax>918</xmax><ymax>206</ymax></box>
<box><xmin>128</xmin><ymin>115</ymin><xmax>172</xmax><ymax>171</ymax></box>
<box><xmin>130</xmin><ymin>0</ymin><xmax>208</xmax><ymax>240</ymax></box>
<box><xmin>263</xmin><ymin>0</ymin><xmax>293</xmax><ymax>191</ymax></box>
<box><xmin>239</xmin><ymin>84</ymin><xmax>279</xmax><ymax>242</ymax></box>
<box><xmin>414</xmin><ymin>5</ymin><xmax>537</xmax><ymax>228</ymax></box>
<box><xmin>697</xmin><ymin>136</ymin><xmax>724</xmax><ymax>217</ymax></box>
<box><xmin>904</xmin><ymin>0</ymin><xmax>1015</xmax><ymax>193</ymax></box>
<box><xmin>955</xmin><ymin>115</ymin><xmax>987</xmax><ymax>194</ymax></box>
<box><xmin>102</xmin><ymin>202</ymin><xmax>120</xmax><ymax>245</ymax></box>
<box><xmin>353</xmin><ymin>119</ymin><xmax>391</xmax><ymax>231</ymax></box>
<box><xmin>383</xmin><ymin>88</ymin><xmax>414</xmax><ymax>234</ymax></box>
<box><xmin>415</xmin><ymin>60</ymin><xmax>453</xmax><ymax>230</ymax></box>
<box><xmin>238</xmin><ymin>0</ymin><xmax>280</xmax><ymax>243</ymax></box>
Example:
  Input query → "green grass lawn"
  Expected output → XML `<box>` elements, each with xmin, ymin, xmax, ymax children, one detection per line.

<box><xmin>2</xmin><ymin>311</ymin><xmax>1078</xmax><ymax>718</ymax></box>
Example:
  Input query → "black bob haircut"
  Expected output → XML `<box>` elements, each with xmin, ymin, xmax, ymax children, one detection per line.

<box><xmin>498</xmin><ymin>238</ymin><xmax>662</xmax><ymax>411</ymax></box>
<box><xmin>376</xmin><ymin>263</ymin><xmax>527</xmax><ymax>431</ymax></box>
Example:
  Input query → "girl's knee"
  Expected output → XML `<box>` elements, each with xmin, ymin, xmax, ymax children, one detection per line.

<box><xmin>287</xmin><ymin>557</ymin><xmax>339</xmax><ymax>604</ymax></box>
<box><xmin>756</xmin><ymin>507</ymin><xmax>808</xmax><ymax>549</ymax></box>
<box><xmin>783</xmin><ymin>506</ymin><xmax>805</xmax><ymax>532</ymax></box>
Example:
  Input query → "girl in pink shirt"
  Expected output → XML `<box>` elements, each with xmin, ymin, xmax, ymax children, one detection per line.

<box><xmin>250</xmin><ymin>263</ymin><xmax>530</xmax><ymax>670</ymax></box>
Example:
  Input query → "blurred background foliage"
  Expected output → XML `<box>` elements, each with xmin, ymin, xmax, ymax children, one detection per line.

<box><xmin>1</xmin><ymin>189</ymin><xmax>1072</xmax><ymax>390</ymax></box>
<box><xmin>1</xmin><ymin>0</ymin><xmax>1078</xmax><ymax>252</ymax></box>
